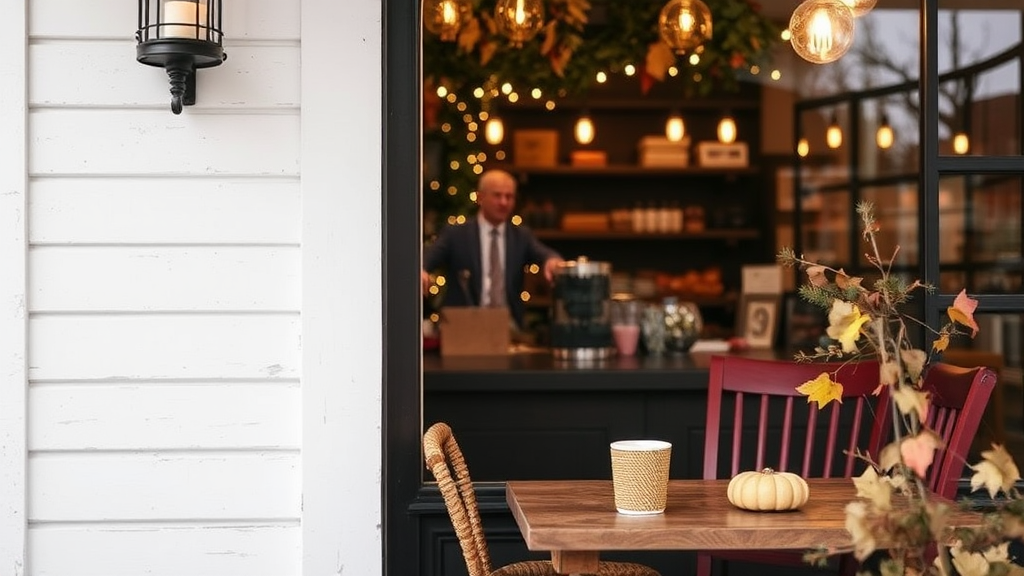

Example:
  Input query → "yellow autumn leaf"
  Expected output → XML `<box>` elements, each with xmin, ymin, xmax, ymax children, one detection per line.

<box><xmin>644</xmin><ymin>41</ymin><xmax>675</xmax><ymax>82</ymax></box>
<box><xmin>950</xmin><ymin>544</ymin><xmax>990</xmax><ymax>576</ymax></box>
<box><xmin>457</xmin><ymin>17</ymin><xmax>481</xmax><ymax>54</ymax></box>
<box><xmin>852</xmin><ymin>467</ymin><xmax>891</xmax><ymax>510</ymax></box>
<box><xmin>540</xmin><ymin>20</ymin><xmax>557</xmax><ymax>55</ymax></box>
<box><xmin>970</xmin><ymin>443</ymin><xmax>1022</xmax><ymax>498</ymax></box>
<box><xmin>932</xmin><ymin>330</ymin><xmax>950</xmax><ymax>353</ymax></box>
<box><xmin>880</xmin><ymin>361</ymin><xmax>900</xmax><ymax>387</ymax></box>
<box><xmin>795</xmin><ymin>372</ymin><xmax>844</xmax><ymax>409</ymax></box>
<box><xmin>900</xmin><ymin>430</ymin><xmax>942</xmax><ymax>479</ymax></box>
<box><xmin>878</xmin><ymin>441</ymin><xmax>901</xmax><ymax>472</ymax></box>
<box><xmin>844</xmin><ymin>501</ymin><xmax>877</xmax><ymax>561</ymax></box>
<box><xmin>900</xmin><ymin>348</ymin><xmax>927</xmax><ymax>383</ymax></box>
<box><xmin>891</xmin><ymin>385</ymin><xmax>929</xmax><ymax>422</ymax></box>
<box><xmin>826</xmin><ymin>300</ymin><xmax>870</xmax><ymax>353</ymax></box>
<box><xmin>947</xmin><ymin>288</ymin><xmax>980</xmax><ymax>337</ymax></box>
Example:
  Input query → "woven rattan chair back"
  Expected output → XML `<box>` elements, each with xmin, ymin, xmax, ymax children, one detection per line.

<box><xmin>423</xmin><ymin>422</ymin><xmax>492</xmax><ymax>576</ymax></box>
<box><xmin>423</xmin><ymin>422</ymin><xmax>662</xmax><ymax>576</ymax></box>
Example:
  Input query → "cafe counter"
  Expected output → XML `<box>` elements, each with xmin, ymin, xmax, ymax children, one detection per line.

<box><xmin>423</xmin><ymin>348</ymin><xmax>782</xmax><ymax>481</ymax></box>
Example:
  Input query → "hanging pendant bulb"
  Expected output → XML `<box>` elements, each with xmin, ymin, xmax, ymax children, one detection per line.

<box><xmin>717</xmin><ymin>114</ymin><xmax>737</xmax><ymax>144</ymax></box>
<box><xmin>839</xmin><ymin>0</ymin><xmax>876</xmax><ymax>17</ymax></box>
<box><xmin>485</xmin><ymin>116</ymin><xmax>505</xmax><ymax>145</ymax></box>
<box><xmin>423</xmin><ymin>0</ymin><xmax>472</xmax><ymax>42</ymax></box>
<box><xmin>953</xmin><ymin>131</ymin><xmax>970</xmax><ymax>155</ymax></box>
<box><xmin>789</xmin><ymin>0</ymin><xmax>855</xmax><ymax>64</ymax></box>
<box><xmin>665</xmin><ymin>113</ymin><xmax>686</xmax><ymax>142</ymax></box>
<box><xmin>658</xmin><ymin>0</ymin><xmax>713</xmax><ymax>54</ymax></box>
<box><xmin>797</xmin><ymin>137</ymin><xmax>810</xmax><ymax>157</ymax></box>
<box><xmin>494</xmin><ymin>0</ymin><xmax>545</xmax><ymax>48</ymax></box>
<box><xmin>875</xmin><ymin>112</ymin><xmax>894</xmax><ymax>150</ymax></box>
<box><xmin>575</xmin><ymin>113</ymin><xmax>595</xmax><ymax>145</ymax></box>
<box><xmin>826</xmin><ymin>112</ymin><xmax>843</xmax><ymax>149</ymax></box>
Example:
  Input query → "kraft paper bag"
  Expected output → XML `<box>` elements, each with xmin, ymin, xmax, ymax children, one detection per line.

<box><xmin>439</xmin><ymin>307</ymin><xmax>511</xmax><ymax>356</ymax></box>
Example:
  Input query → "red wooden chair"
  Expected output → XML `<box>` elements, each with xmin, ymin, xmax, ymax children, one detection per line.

<box><xmin>869</xmin><ymin>361</ymin><xmax>997</xmax><ymax>500</ymax></box>
<box><xmin>698</xmin><ymin>355</ymin><xmax>884</xmax><ymax>576</ymax></box>
<box><xmin>697</xmin><ymin>356</ymin><xmax>997</xmax><ymax>576</ymax></box>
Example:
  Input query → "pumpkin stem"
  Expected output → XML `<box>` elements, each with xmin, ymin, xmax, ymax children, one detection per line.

<box><xmin>761</xmin><ymin>467</ymin><xmax>775</xmax><ymax>474</ymax></box>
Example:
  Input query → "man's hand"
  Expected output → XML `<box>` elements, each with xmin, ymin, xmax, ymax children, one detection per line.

<box><xmin>421</xmin><ymin>270</ymin><xmax>432</xmax><ymax>295</ymax></box>
<box><xmin>542</xmin><ymin>257</ymin><xmax>564</xmax><ymax>283</ymax></box>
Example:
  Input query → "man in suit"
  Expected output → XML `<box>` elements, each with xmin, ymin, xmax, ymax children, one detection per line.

<box><xmin>422</xmin><ymin>169</ymin><xmax>563</xmax><ymax>328</ymax></box>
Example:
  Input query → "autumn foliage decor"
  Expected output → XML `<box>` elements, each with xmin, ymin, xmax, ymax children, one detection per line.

<box><xmin>778</xmin><ymin>201</ymin><xmax>1024</xmax><ymax>576</ymax></box>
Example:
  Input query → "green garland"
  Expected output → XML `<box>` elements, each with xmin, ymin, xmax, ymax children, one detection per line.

<box><xmin>422</xmin><ymin>0</ymin><xmax>781</xmax><ymax>229</ymax></box>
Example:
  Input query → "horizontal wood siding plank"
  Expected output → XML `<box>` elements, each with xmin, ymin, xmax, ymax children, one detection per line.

<box><xmin>29</xmin><ymin>178</ymin><xmax>300</xmax><ymax>244</ymax></box>
<box><xmin>29</xmin><ymin>384</ymin><xmax>300</xmax><ymax>451</ymax></box>
<box><xmin>30</xmin><ymin>246</ymin><xmax>300</xmax><ymax>312</ymax></box>
<box><xmin>29</xmin><ymin>0</ymin><xmax>300</xmax><ymax>40</ymax></box>
<box><xmin>30</xmin><ymin>42</ymin><xmax>300</xmax><ymax>109</ymax></box>
<box><xmin>29</xmin><ymin>524</ymin><xmax>300</xmax><ymax>576</ymax></box>
<box><xmin>29</xmin><ymin>111</ymin><xmax>300</xmax><ymax>176</ymax></box>
<box><xmin>29</xmin><ymin>315</ymin><xmax>299</xmax><ymax>381</ymax></box>
<box><xmin>29</xmin><ymin>452</ymin><xmax>300</xmax><ymax>521</ymax></box>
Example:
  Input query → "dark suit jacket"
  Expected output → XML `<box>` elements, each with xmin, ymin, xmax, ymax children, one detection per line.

<box><xmin>424</xmin><ymin>219</ymin><xmax>561</xmax><ymax>327</ymax></box>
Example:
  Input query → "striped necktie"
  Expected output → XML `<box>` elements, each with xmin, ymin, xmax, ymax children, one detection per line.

<box><xmin>488</xmin><ymin>227</ymin><xmax>505</xmax><ymax>307</ymax></box>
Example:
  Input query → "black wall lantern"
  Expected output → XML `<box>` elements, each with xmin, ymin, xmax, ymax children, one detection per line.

<box><xmin>136</xmin><ymin>0</ymin><xmax>226</xmax><ymax>114</ymax></box>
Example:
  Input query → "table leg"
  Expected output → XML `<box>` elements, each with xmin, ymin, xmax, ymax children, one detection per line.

<box><xmin>551</xmin><ymin>550</ymin><xmax>600</xmax><ymax>575</ymax></box>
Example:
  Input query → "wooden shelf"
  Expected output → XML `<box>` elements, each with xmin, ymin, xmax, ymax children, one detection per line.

<box><xmin>515</xmin><ymin>165</ymin><xmax>759</xmax><ymax>177</ymax></box>
<box><xmin>534</xmin><ymin>229</ymin><xmax>759</xmax><ymax>241</ymax></box>
<box><xmin>506</xmin><ymin>98</ymin><xmax>760</xmax><ymax>112</ymax></box>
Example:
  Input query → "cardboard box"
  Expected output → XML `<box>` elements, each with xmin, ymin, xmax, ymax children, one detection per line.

<box><xmin>570</xmin><ymin>150</ymin><xmax>608</xmax><ymax>167</ymax></box>
<box><xmin>638</xmin><ymin>135</ymin><xmax>690</xmax><ymax>168</ymax></box>
<box><xmin>697</xmin><ymin>142</ymin><xmax>749</xmax><ymax>167</ymax></box>
<box><xmin>513</xmin><ymin>129</ymin><xmax>559</xmax><ymax>168</ymax></box>
<box><xmin>439</xmin><ymin>307</ymin><xmax>511</xmax><ymax>356</ymax></box>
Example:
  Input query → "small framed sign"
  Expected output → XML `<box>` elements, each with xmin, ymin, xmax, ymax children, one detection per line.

<box><xmin>738</xmin><ymin>295</ymin><xmax>781</xmax><ymax>349</ymax></box>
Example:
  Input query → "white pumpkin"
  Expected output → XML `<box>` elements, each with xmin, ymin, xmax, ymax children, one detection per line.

<box><xmin>727</xmin><ymin>468</ymin><xmax>810</xmax><ymax>511</ymax></box>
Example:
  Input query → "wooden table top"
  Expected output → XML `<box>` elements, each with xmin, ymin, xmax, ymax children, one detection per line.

<box><xmin>506</xmin><ymin>478</ymin><xmax>982</xmax><ymax>553</ymax></box>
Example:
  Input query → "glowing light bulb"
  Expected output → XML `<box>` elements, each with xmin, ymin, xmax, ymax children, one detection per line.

<box><xmin>789</xmin><ymin>0</ymin><xmax>855</xmax><ymax>64</ymax></box>
<box><xmin>717</xmin><ymin>115</ymin><xmax>737</xmax><ymax>144</ymax></box>
<box><xmin>442</xmin><ymin>0</ymin><xmax>457</xmax><ymax>25</ymax></box>
<box><xmin>808</xmin><ymin>9</ymin><xmax>833</xmax><ymax>59</ymax></box>
<box><xmin>678</xmin><ymin>9</ymin><xmax>695</xmax><ymax>32</ymax></box>
<box><xmin>826</xmin><ymin>115</ymin><xmax>843</xmax><ymax>149</ymax></box>
<box><xmin>666</xmin><ymin>114</ymin><xmax>686</xmax><ymax>142</ymax></box>
<box><xmin>485</xmin><ymin>117</ymin><xmax>504</xmax><ymax>145</ymax></box>
<box><xmin>875</xmin><ymin>114</ymin><xmax>893</xmax><ymax>150</ymax></box>
<box><xmin>797</xmin><ymin>137</ymin><xmax>809</xmax><ymax>157</ymax></box>
<box><xmin>575</xmin><ymin>114</ymin><xmax>595</xmax><ymax>145</ymax></box>
<box><xmin>953</xmin><ymin>132</ymin><xmax>970</xmax><ymax>154</ymax></box>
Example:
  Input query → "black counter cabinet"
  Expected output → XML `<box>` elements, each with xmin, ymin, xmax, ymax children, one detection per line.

<box><xmin>423</xmin><ymin>349</ymin><xmax>783</xmax><ymax>481</ymax></box>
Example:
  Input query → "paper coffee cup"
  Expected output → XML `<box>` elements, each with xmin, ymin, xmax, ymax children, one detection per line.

<box><xmin>610</xmin><ymin>439</ymin><xmax>672</xmax><ymax>515</ymax></box>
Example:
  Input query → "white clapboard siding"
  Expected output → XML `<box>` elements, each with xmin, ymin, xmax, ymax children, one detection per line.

<box><xmin>30</xmin><ymin>42</ymin><xmax>300</xmax><ymax>109</ymax></box>
<box><xmin>30</xmin><ymin>110</ymin><xmax>300</xmax><ymax>176</ymax></box>
<box><xmin>29</xmin><ymin>178</ymin><xmax>300</xmax><ymax>245</ymax></box>
<box><xmin>30</xmin><ymin>524</ymin><xmax>300</xmax><ymax>576</ymax></box>
<box><xmin>29</xmin><ymin>0</ymin><xmax>300</xmax><ymax>41</ymax></box>
<box><xmin>30</xmin><ymin>247</ymin><xmax>300</xmax><ymax>312</ymax></box>
<box><xmin>28</xmin><ymin>315</ymin><xmax>300</xmax><ymax>381</ymax></box>
<box><xmin>29</xmin><ymin>384</ymin><xmax>300</xmax><ymax>451</ymax></box>
<box><xmin>29</xmin><ymin>452</ymin><xmax>299</xmax><ymax>521</ymax></box>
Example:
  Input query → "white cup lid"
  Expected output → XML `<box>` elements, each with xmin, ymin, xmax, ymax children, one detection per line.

<box><xmin>610</xmin><ymin>440</ymin><xmax>671</xmax><ymax>451</ymax></box>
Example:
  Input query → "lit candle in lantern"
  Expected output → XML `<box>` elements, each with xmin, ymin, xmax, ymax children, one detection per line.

<box><xmin>163</xmin><ymin>0</ymin><xmax>207</xmax><ymax>39</ymax></box>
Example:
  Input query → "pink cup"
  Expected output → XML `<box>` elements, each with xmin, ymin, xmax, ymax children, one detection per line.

<box><xmin>611</xmin><ymin>299</ymin><xmax>642</xmax><ymax>356</ymax></box>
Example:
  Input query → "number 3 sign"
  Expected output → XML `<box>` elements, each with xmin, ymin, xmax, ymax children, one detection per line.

<box><xmin>738</xmin><ymin>295</ymin><xmax>780</xmax><ymax>349</ymax></box>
